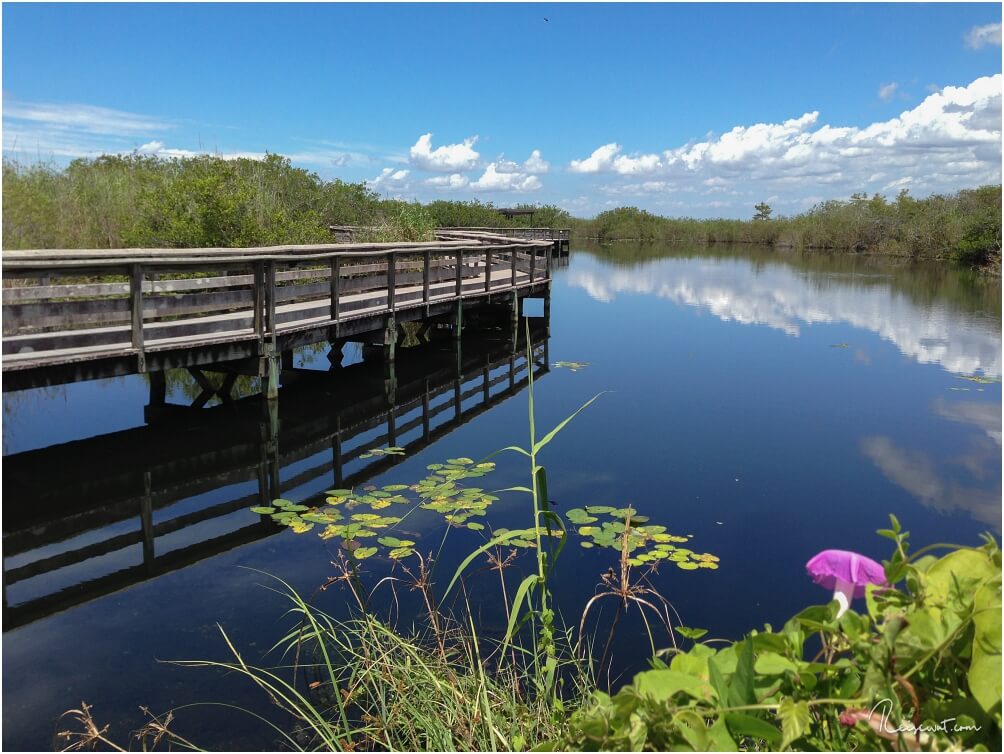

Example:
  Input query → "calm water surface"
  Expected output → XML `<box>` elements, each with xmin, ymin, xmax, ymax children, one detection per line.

<box><xmin>3</xmin><ymin>243</ymin><xmax>1001</xmax><ymax>750</ymax></box>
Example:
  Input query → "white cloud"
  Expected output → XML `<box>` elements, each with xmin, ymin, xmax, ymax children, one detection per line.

<box><xmin>135</xmin><ymin>140</ymin><xmax>267</xmax><ymax>161</ymax></box>
<box><xmin>470</xmin><ymin>163</ymin><xmax>542</xmax><ymax>192</ymax></box>
<box><xmin>425</xmin><ymin>173</ymin><xmax>470</xmax><ymax>190</ymax></box>
<box><xmin>569</xmin><ymin>142</ymin><xmax>666</xmax><ymax>175</ymax></box>
<box><xmin>569</xmin><ymin>142</ymin><xmax>621</xmax><ymax>173</ymax></box>
<box><xmin>367</xmin><ymin>167</ymin><xmax>411</xmax><ymax>192</ymax></box>
<box><xmin>569</xmin><ymin>75</ymin><xmax>1002</xmax><ymax>207</ymax></box>
<box><xmin>523</xmin><ymin>149</ymin><xmax>550</xmax><ymax>174</ymax></box>
<box><xmin>965</xmin><ymin>22</ymin><xmax>1002</xmax><ymax>49</ymax></box>
<box><xmin>493</xmin><ymin>149</ymin><xmax>550</xmax><ymax>175</ymax></box>
<box><xmin>409</xmin><ymin>132</ymin><xmax>480</xmax><ymax>172</ymax></box>
<box><xmin>878</xmin><ymin>82</ymin><xmax>899</xmax><ymax>101</ymax></box>
<box><xmin>3</xmin><ymin>100</ymin><xmax>174</xmax><ymax>135</ymax></box>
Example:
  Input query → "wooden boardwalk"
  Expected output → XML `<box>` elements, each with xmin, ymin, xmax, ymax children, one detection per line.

<box><xmin>3</xmin><ymin>328</ymin><xmax>549</xmax><ymax>629</ymax></box>
<box><xmin>2</xmin><ymin>231</ymin><xmax>553</xmax><ymax>391</ymax></box>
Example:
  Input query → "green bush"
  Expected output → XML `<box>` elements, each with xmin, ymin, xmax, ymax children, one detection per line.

<box><xmin>553</xmin><ymin>521</ymin><xmax>1002</xmax><ymax>751</ymax></box>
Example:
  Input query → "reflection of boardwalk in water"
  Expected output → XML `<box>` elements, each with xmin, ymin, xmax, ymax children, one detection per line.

<box><xmin>2</xmin><ymin>322</ymin><xmax>549</xmax><ymax>630</ymax></box>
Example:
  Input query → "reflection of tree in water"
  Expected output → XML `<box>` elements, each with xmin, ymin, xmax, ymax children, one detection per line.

<box><xmin>154</xmin><ymin>342</ymin><xmax>341</xmax><ymax>405</ymax></box>
<box><xmin>3</xmin><ymin>384</ymin><xmax>69</xmax><ymax>454</ymax></box>
<box><xmin>158</xmin><ymin>369</ymin><xmax>261</xmax><ymax>405</ymax></box>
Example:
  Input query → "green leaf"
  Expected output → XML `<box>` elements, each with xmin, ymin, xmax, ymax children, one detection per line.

<box><xmin>675</xmin><ymin>626</ymin><xmax>709</xmax><ymax>640</ymax></box>
<box><xmin>754</xmin><ymin>652</ymin><xmax>799</xmax><ymax>676</ymax></box>
<box><xmin>970</xmin><ymin>576</ymin><xmax>1003</xmax><ymax>711</ymax></box>
<box><xmin>728</xmin><ymin>640</ymin><xmax>756</xmax><ymax>708</ymax></box>
<box><xmin>776</xmin><ymin>698</ymin><xmax>811</xmax><ymax>750</ymax></box>
<box><xmin>250</xmin><ymin>506</ymin><xmax>276</xmax><ymax>515</ymax></box>
<box><xmin>633</xmin><ymin>669</ymin><xmax>708</xmax><ymax>702</ymax></box>
<box><xmin>532</xmin><ymin>393</ymin><xmax>605</xmax><ymax>454</ymax></box>
<box><xmin>501</xmin><ymin>574</ymin><xmax>540</xmax><ymax>655</ymax></box>
<box><xmin>724</xmin><ymin>713</ymin><xmax>782</xmax><ymax>745</ymax></box>
<box><xmin>708</xmin><ymin>654</ymin><xmax>729</xmax><ymax>703</ymax></box>
<box><xmin>353</xmin><ymin>546</ymin><xmax>378</xmax><ymax>560</ymax></box>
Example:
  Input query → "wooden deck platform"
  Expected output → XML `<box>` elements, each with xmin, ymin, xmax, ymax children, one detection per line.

<box><xmin>2</xmin><ymin>231</ymin><xmax>553</xmax><ymax>391</ymax></box>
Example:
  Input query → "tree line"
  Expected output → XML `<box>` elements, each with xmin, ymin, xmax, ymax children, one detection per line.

<box><xmin>3</xmin><ymin>153</ymin><xmax>999</xmax><ymax>268</ymax></box>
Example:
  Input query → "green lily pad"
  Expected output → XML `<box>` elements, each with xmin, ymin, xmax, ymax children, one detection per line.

<box><xmin>250</xmin><ymin>506</ymin><xmax>276</xmax><ymax>515</ymax></box>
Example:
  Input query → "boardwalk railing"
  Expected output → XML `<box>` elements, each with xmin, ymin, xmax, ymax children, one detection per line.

<box><xmin>328</xmin><ymin>226</ymin><xmax>571</xmax><ymax>243</ymax></box>
<box><xmin>2</xmin><ymin>233</ymin><xmax>552</xmax><ymax>385</ymax></box>
<box><xmin>3</xmin><ymin>329</ymin><xmax>549</xmax><ymax>629</ymax></box>
<box><xmin>438</xmin><ymin>227</ymin><xmax>570</xmax><ymax>242</ymax></box>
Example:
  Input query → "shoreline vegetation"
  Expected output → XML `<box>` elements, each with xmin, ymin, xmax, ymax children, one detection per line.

<box><xmin>2</xmin><ymin>153</ymin><xmax>1000</xmax><ymax>272</ymax></box>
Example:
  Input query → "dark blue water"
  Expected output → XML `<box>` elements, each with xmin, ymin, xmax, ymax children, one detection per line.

<box><xmin>4</xmin><ymin>244</ymin><xmax>1000</xmax><ymax>750</ymax></box>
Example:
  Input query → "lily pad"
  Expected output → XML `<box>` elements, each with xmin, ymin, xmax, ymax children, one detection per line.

<box><xmin>250</xmin><ymin>506</ymin><xmax>276</xmax><ymax>515</ymax></box>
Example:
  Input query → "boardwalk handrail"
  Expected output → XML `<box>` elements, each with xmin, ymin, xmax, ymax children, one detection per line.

<box><xmin>438</xmin><ymin>226</ymin><xmax>570</xmax><ymax>241</ymax></box>
<box><xmin>2</xmin><ymin>232</ymin><xmax>552</xmax><ymax>381</ymax></box>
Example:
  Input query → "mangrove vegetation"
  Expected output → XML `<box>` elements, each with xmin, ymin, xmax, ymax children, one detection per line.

<box><xmin>3</xmin><ymin>153</ymin><xmax>999</xmax><ymax>270</ymax></box>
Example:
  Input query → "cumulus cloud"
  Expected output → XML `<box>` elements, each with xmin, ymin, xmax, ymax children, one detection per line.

<box><xmin>425</xmin><ymin>173</ymin><xmax>470</xmax><ymax>190</ymax></box>
<box><xmin>965</xmin><ymin>22</ymin><xmax>1002</xmax><ymax>49</ymax></box>
<box><xmin>569</xmin><ymin>142</ymin><xmax>666</xmax><ymax>174</ymax></box>
<box><xmin>470</xmin><ymin>163</ymin><xmax>542</xmax><ymax>192</ymax></box>
<box><xmin>571</xmin><ymin>75</ymin><xmax>1002</xmax><ymax>203</ymax></box>
<box><xmin>409</xmin><ymin>132</ymin><xmax>480</xmax><ymax>172</ymax></box>
<box><xmin>878</xmin><ymin>82</ymin><xmax>899</xmax><ymax>101</ymax></box>
<box><xmin>494</xmin><ymin>149</ymin><xmax>550</xmax><ymax>175</ymax></box>
<box><xmin>368</xmin><ymin>167</ymin><xmax>411</xmax><ymax>192</ymax></box>
<box><xmin>523</xmin><ymin>149</ymin><xmax>550</xmax><ymax>173</ymax></box>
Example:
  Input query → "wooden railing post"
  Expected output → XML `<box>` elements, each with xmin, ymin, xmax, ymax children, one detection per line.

<box><xmin>546</xmin><ymin>244</ymin><xmax>552</xmax><ymax>279</ymax></box>
<box><xmin>529</xmin><ymin>245</ymin><xmax>536</xmax><ymax>284</ymax></box>
<box><xmin>510</xmin><ymin>246</ymin><xmax>517</xmax><ymax>286</ymax></box>
<box><xmin>387</xmin><ymin>251</ymin><xmax>397</xmax><ymax>312</ymax></box>
<box><xmin>130</xmin><ymin>263</ymin><xmax>146</xmax><ymax>372</ymax></box>
<box><xmin>266</xmin><ymin>261</ymin><xmax>277</xmax><ymax>344</ymax></box>
<box><xmin>484</xmin><ymin>247</ymin><xmax>492</xmax><ymax>293</ymax></box>
<box><xmin>253</xmin><ymin>261</ymin><xmax>265</xmax><ymax>353</ymax></box>
<box><xmin>455</xmin><ymin>250</ymin><xmax>463</xmax><ymax>297</ymax></box>
<box><xmin>330</xmin><ymin>256</ymin><xmax>340</xmax><ymax>321</ymax></box>
<box><xmin>422</xmin><ymin>249</ymin><xmax>431</xmax><ymax>304</ymax></box>
<box><xmin>265</xmin><ymin>260</ymin><xmax>279</xmax><ymax>401</ymax></box>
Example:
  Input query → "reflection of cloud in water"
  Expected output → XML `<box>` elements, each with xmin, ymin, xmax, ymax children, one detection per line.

<box><xmin>860</xmin><ymin>435</ymin><xmax>1001</xmax><ymax>529</ymax></box>
<box><xmin>932</xmin><ymin>398</ymin><xmax>1002</xmax><ymax>445</ymax></box>
<box><xmin>568</xmin><ymin>259</ymin><xmax>1001</xmax><ymax>377</ymax></box>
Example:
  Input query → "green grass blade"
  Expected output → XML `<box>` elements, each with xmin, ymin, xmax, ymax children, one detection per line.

<box><xmin>532</xmin><ymin>393</ymin><xmax>605</xmax><ymax>455</ymax></box>
<box><xmin>502</xmin><ymin>574</ymin><xmax>541</xmax><ymax>655</ymax></box>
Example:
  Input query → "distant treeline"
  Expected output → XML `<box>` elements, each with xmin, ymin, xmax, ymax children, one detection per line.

<box><xmin>571</xmin><ymin>187</ymin><xmax>1002</xmax><ymax>268</ymax></box>
<box><xmin>1</xmin><ymin>153</ymin><xmax>571</xmax><ymax>249</ymax></box>
<box><xmin>2</xmin><ymin>153</ymin><xmax>999</xmax><ymax>268</ymax></box>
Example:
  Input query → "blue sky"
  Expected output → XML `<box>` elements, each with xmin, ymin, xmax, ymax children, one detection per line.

<box><xmin>3</xmin><ymin>2</ymin><xmax>1001</xmax><ymax>217</ymax></box>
